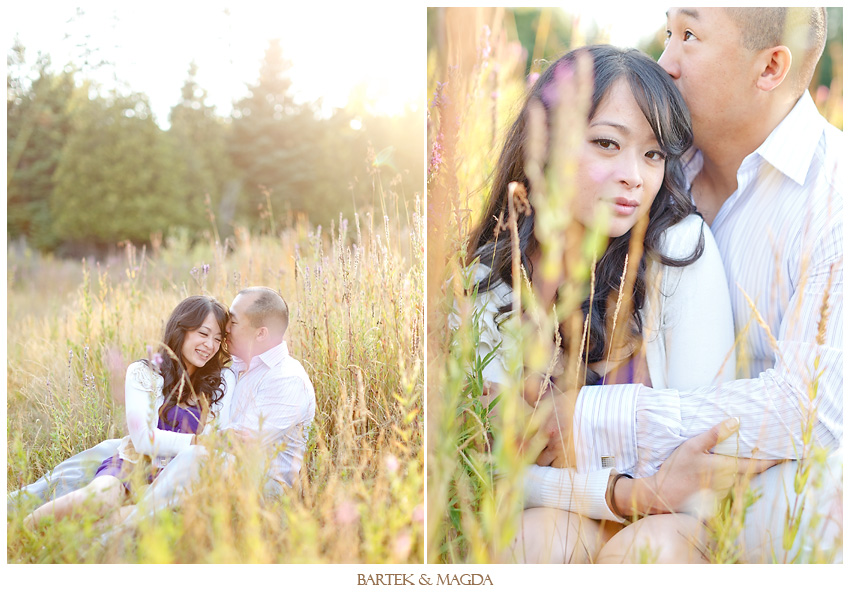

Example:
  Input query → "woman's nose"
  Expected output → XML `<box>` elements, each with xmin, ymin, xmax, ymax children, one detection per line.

<box><xmin>618</xmin><ymin>155</ymin><xmax>643</xmax><ymax>189</ymax></box>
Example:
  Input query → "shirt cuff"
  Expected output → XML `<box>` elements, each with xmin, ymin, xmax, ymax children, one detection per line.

<box><xmin>524</xmin><ymin>466</ymin><xmax>620</xmax><ymax>522</ymax></box>
<box><xmin>633</xmin><ymin>387</ymin><xmax>683</xmax><ymax>477</ymax></box>
<box><xmin>574</xmin><ymin>384</ymin><xmax>640</xmax><ymax>475</ymax></box>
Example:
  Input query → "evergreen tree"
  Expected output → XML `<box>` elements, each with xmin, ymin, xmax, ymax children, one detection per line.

<box><xmin>230</xmin><ymin>39</ymin><xmax>323</xmax><ymax>225</ymax></box>
<box><xmin>168</xmin><ymin>61</ymin><xmax>235</xmax><ymax>233</ymax></box>
<box><xmin>7</xmin><ymin>47</ymin><xmax>75</xmax><ymax>250</ymax></box>
<box><xmin>50</xmin><ymin>86</ymin><xmax>191</xmax><ymax>248</ymax></box>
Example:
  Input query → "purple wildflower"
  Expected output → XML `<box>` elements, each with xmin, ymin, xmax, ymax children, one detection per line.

<box><xmin>540</xmin><ymin>61</ymin><xmax>575</xmax><ymax>109</ymax></box>
<box><xmin>430</xmin><ymin>81</ymin><xmax>448</xmax><ymax>110</ymax></box>
<box><xmin>428</xmin><ymin>131</ymin><xmax>444</xmax><ymax>180</ymax></box>
<box><xmin>479</xmin><ymin>25</ymin><xmax>492</xmax><ymax>64</ymax></box>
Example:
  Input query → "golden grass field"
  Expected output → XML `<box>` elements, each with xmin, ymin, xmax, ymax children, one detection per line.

<box><xmin>7</xmin><ymin>192</ymin><xmax>424</xmax><ymax>563</ymax></box>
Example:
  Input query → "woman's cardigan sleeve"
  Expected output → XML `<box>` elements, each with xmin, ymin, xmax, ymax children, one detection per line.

<box><xmin>457</xmin><ymin>266</ymin><xmax>621</xmax><ymax>521</ymax></box>
<box><xmin>124</xmin><ymin>361</ymin><xmax>193</xmax><ymax>457</ymax></box>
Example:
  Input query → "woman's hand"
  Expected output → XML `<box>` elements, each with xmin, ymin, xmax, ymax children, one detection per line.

<box><xmin>614</xmin><ymin>418</ymin><xmax>781</xmax><ymax>516</ymax></box>
<box><xmin>532</xmin><ymin>389</ymin><xmax>577</xmax><ymax>468</ymax></box>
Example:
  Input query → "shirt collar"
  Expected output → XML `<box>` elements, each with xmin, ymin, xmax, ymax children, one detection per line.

<box><xmin>681</xmin><ymin>91</ymin><xmax>824</xmax><ymax>192</ymax></box>
<box><xmin>754</xmin><ymin>91</ymin><xmax>825</xmax><ymax>186</ymax></box>
<box><xmin>231</xmin><ymin>340</ymin><xmax>289</xmax><ymax>374</ymax></box>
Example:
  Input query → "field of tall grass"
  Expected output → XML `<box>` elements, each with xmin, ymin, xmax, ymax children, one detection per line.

<box><xmin>426</xmin><ymin>10</ymin><xmax>842</xmax><ymax>564</ymax></box>
<box><xmin>7</xmin><ymin>191</ymin><xmax>424</xmax><ymax>563</ymax></box>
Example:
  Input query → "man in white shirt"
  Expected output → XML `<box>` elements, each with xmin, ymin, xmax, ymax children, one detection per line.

<box><xmin>533</xmin><ymin>7</ymin><xmax>842</xmax><ymax>563</ymax></box>
<box><xmin>9</xmin><ymin>287</ymin><xmax>316</xmax><ymax>514</ymax></box>
<box><xmin>219</xmin><ymin>286</ymin><xmax>316</xmax><ymax>491</ymax></box>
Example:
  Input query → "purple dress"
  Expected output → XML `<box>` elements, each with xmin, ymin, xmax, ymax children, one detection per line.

<box><xmin>597</xmin><ymin>358</ymin><xmax>637</xmax><ymax>385</ymax></box>
<box><xmin>94</xmin><ymin>405</ymin><xmax>202</xmax><ymax>492</ymax></box>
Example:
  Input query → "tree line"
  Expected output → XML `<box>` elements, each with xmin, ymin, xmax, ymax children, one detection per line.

<box><xmin>7</xmin><ymin>39</ymin><xmax>423</xmax><ymax>254</ymax></box>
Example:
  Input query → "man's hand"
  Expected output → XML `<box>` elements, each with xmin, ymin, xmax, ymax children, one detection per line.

<box><xmin>222</xmin><ymin>428</ymin><xmax>260</xmax><ymax>451</ymax></box>
<box><xmin>616</xmin><ymin>418</ymin><xmax>782</xmax><ymax>516</ymax></box>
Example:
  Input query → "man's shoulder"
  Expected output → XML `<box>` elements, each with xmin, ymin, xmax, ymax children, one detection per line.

<box><xmin>815</xmin><ymin>122</ymin><xmax>844</xmax><ymax>200</ymax></box>
<box><xmin>264</xmin><ymin>353</ymin><xmax>315</xmax><ymax>392</ymax></box>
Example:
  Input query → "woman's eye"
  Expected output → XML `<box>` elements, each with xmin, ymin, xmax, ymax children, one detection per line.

<box><xmin>646</xmin><ymin>150</ymin><xmax>667</xmax><ymax>161</ymax></box>
<box><xmin>594</xmin><ymin>138</ymin><xmax>619</xmax><ymax>150</ymax></box>
<box><xmin>684</xmin><ymin>30</ymin><xmax>695</xmax><ymax>41</ymax></box>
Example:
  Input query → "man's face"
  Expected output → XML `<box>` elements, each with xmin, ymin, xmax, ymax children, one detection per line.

<box><xmin>658</xmin><ymin>8</ymin><xmax>758</xmax><ymax>147</ymax></box>
<box><xmin>226</xmin><ymin>293</ymin><xmax>257</xmax><ymax>361</ymax></box>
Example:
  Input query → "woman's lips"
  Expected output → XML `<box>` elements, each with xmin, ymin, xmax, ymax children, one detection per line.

<box><xmin>611</xmin><ymin>197</ymin><xmax>639</xmax><ymax>216</ymax></box>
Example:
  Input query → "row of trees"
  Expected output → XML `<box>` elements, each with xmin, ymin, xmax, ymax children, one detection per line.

<box><xmin>8</xmin><ymin>40</ymin><xmax>423</xmax><ymax>253</ymax></box>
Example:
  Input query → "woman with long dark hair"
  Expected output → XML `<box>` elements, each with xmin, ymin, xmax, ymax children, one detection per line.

<box><xmin>460</xmin><ymin>45</ymin><xmax>743</xmax><ymax>562</ymax></box>
<box><xmin>25</xmin><ymin>296</ymin><xmax>234</xmax><ymax>527</ymax></box>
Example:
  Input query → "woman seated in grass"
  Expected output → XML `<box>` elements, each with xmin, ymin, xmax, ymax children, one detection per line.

<box><xmin>460</xmin><ymin>45</ymin><xmax>772</xmax><ymax>563</ymax></box>
<box><xmin>25</xmin><ymin>295</ymin><xmax>234</xmax><ymax>528</ymax></box>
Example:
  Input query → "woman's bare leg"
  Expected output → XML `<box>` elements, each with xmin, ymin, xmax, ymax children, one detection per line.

<box><xmin>24</xmin><ymin>475</ymin><xmax>124</xmax><ymax>529</ymax></box>
<box><xmin>109</xmin><ymin>505</ymin><xmax>137</xmax><ymax>526</ymax></box>
<box><xmin>507</xmin><ymin>507</ymin><xmax>622</xmax><ymax>563</ymax></box>
<box><xmin>596</xmin><ymin>513</ymin><xmax>708</xmax><ymax>563</ymax></box>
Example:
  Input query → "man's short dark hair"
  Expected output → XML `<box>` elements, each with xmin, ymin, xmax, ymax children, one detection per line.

<box><xmin>238</xmin><ymin>287</ymin><xmax>289</xmax><ymax>332</ymax></box>
<box><xmin>725</xmin><ymin>7</ymin><xmax>827</xmax><ymax>96</ymax></box>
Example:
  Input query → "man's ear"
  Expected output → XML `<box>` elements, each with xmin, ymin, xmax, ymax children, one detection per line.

<box><xmin>256</xmin><ymin>326</ymin><xmax>269</xmax><ymax>342</ymax></box>
<box><xmin>756</xmin><ymin>45</ymin><xmax>792</xmax><ymax>92</ymax></box>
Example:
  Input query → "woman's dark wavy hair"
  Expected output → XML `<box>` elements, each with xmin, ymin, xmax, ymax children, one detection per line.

<box><xmin>468</xmin><ymin>45</ymin><xmax>704</xmax><ymax>385</ymax></box>
<box><xmin>149</xmin><ymin>296</ymin><xmax>230</xmax><ymax>426</ymax></box>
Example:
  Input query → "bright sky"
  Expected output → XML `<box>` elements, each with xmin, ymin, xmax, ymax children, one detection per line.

<box><xmin>575</xmin><ymin>4</ymin><xmax>668</xmax><ymax>47</ymax></box>
<box><xmin>5</xmin><ymin>2</ymin><xmax>668</xmax><ymax>129</ymax></box>
<box><xmin>6</xmin><ymin>1</ymin><xmax>424</xmax><ymax>128</ymax></box>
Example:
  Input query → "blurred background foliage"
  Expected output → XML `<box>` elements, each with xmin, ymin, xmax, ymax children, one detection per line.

<box><xmin>428</xmin><ymin>7</ymin><xmax>842</xmax><ymax>128</ymax></box>
<box><xmin>8</xmin><ymin>35</ymin><xmax>423</xmax><ymax>256</ymax></box>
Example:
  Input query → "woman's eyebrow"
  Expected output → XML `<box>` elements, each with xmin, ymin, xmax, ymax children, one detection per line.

<box><xmin>590</xmin><ymin>120</ymin><xmax>630</xmax><ymax>133</ymax></box>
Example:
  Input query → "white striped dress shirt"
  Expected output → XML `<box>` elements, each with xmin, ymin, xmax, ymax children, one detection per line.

<box><xmin>226</xmin><ymin>341</ymin><xmax>316</xmax><ymax>486</ymax></box>
<box><xmin>574</xmin><ymin>91</ymin><xmax>844</xmax><ymax>478</ymax></box>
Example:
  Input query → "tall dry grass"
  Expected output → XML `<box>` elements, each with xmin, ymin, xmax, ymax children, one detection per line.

<box><xmin>7</xmin><ymin>190</ymin><xmax>424</xmax><ymax>562</ymax></box>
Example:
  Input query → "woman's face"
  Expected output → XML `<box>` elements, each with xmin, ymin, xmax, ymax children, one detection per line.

<box><xmin>181</xmin><ymin>311</ymin><xmax>223</xmax><ymax>375</ymax></box>
<box><xmin>572</xmin><ymin>79</ymin><xmax>667</xmax><ymax>238</ymax></box>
